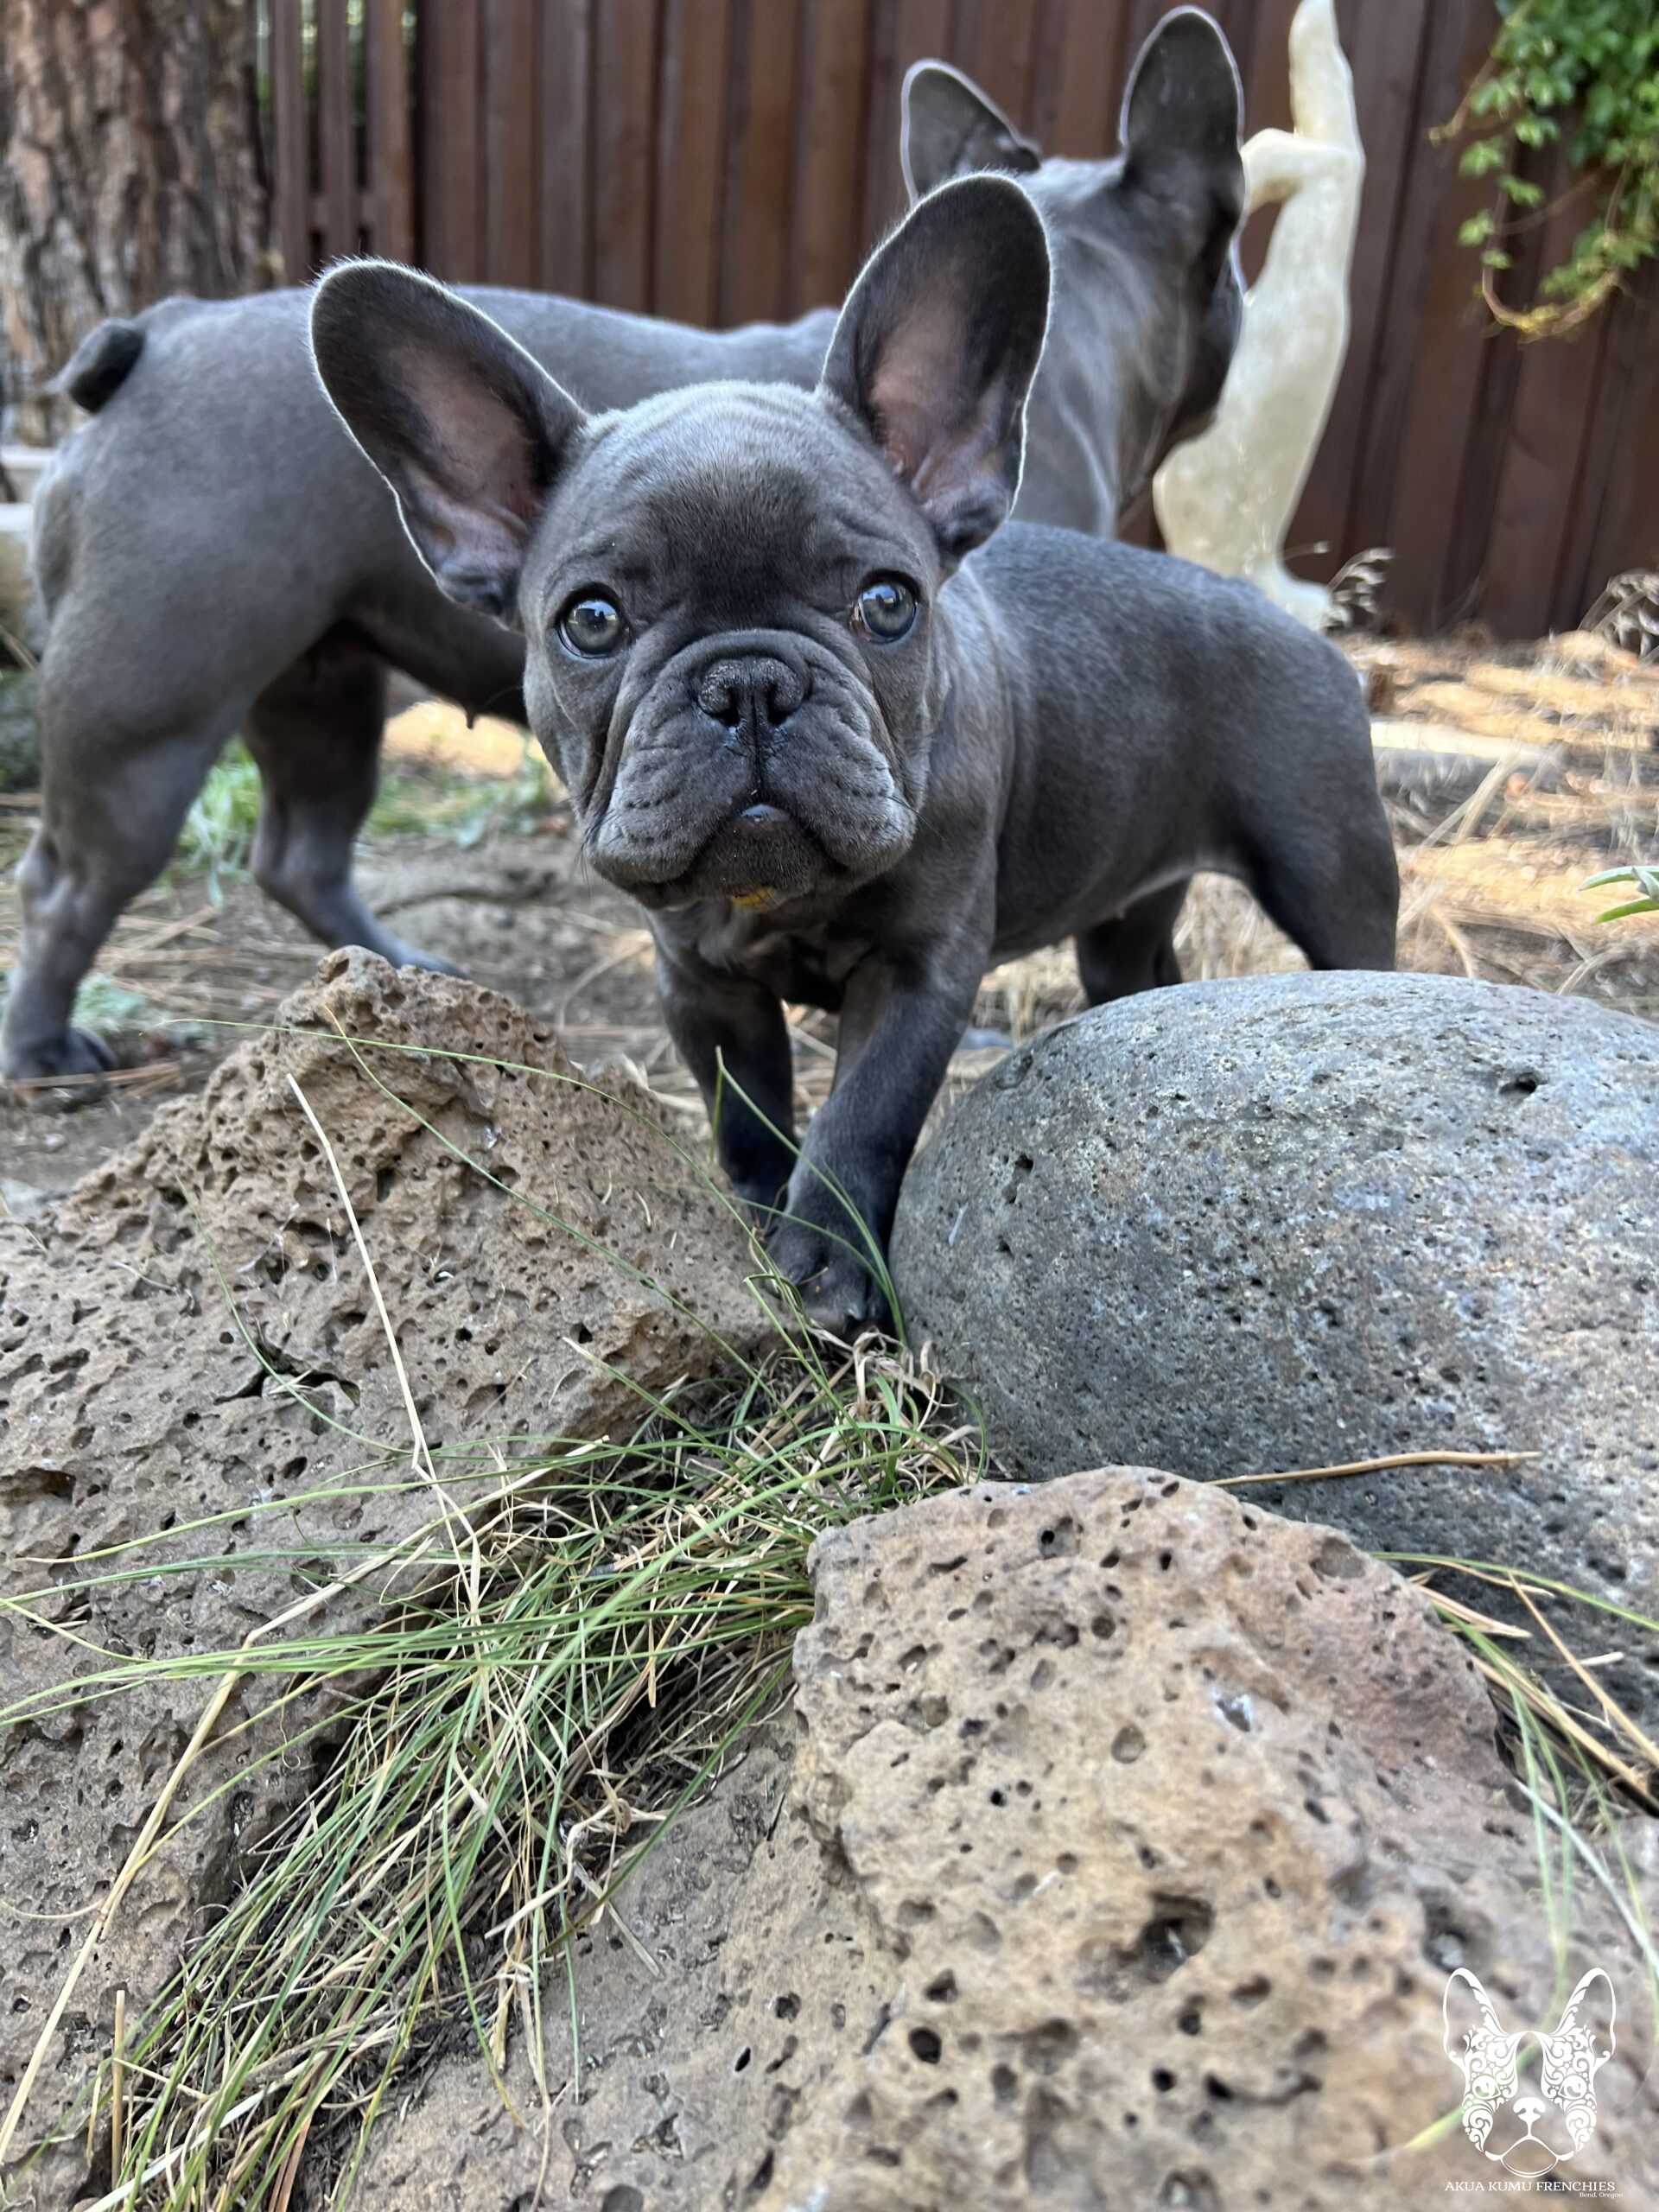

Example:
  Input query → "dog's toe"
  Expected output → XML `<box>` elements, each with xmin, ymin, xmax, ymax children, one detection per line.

<box><xmin>761</xmin><ymin>1219</ymin><xmax>894</xmax><ymax>1344</ymax></box>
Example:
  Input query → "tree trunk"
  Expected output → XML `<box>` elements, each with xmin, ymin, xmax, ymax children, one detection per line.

<box><xmin>0</xmin><ymin>0</ymin><xmax>274</xmax><ymax>442</ymax></box>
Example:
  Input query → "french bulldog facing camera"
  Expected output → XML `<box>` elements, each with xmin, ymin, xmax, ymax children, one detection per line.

<box><xmin>310</xmin><ymin>176</ymin><xmax>1396</xmax><ymax>1334</ymax></box>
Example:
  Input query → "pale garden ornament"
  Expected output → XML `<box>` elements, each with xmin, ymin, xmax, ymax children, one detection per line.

<box><xmin>1154</xmin><ymin>0</ymin><xmax>1363</xmax><ymax>631</ymax></box>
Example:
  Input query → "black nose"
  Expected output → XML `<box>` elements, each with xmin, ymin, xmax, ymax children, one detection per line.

<box><xmin>696</xmin><ymin>655</ymin><xmax>806</xmax><ymax>734</ymax></box>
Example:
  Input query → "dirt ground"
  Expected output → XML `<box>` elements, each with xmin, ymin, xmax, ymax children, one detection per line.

<box><xmin>3</xmin><ymin>627</ymin><xmax>1657</xmax><ymax>1203</ymax></box>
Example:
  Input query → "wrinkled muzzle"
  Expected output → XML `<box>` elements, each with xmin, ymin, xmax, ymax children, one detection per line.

<box><xmin>584</xmin><ymin>634</ymin><xmax>916</xmax><ymax>907</ymax></box>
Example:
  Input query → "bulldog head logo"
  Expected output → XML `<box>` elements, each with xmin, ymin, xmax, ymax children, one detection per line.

<box><xmin>1442</xmin><ymin>1965</ymin><xmax>1617</xmax><ymax>2178</ymax></box>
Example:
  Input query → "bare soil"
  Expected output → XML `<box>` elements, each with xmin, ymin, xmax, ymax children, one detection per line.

<box><xmin>3</xmin><ymin>629</ymin><xmax>1656</xmax><ymax>1204</ymax></box>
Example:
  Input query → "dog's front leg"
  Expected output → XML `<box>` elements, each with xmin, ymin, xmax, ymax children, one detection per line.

<box><xmin>655</xmin><ymin>944</ymin><xmax>798</xmax><ymax>1217</ymax></box>
<box><xmin>768</xmin><ymin>938</ymin><xmax>988</xmax><ymax>1338</ymax></box>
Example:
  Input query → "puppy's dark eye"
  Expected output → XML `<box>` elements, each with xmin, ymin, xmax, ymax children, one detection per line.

<box><xmin>853</xmin><ymin>575</ymin><xmax>918</xmax><ymax>642</ymax></box>
<box><xmin>557</xmin><ymin>592</ymin><xmax>628</xmax><ymax>658</ymax></box>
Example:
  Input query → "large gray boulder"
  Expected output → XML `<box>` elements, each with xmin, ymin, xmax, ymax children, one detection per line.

<box><xmin>891</xmin><ymin>973</ymin><xmax>1659</xmax><ymax>1695</ymax></box>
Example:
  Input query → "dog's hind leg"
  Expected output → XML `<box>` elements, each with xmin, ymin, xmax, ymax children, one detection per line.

<box><xmin>2</xmin><ymin>683</ymin><xmax>244</xmax><ymax>1080</ymax></box>
<box><xmin>1076</xmin><ymin>879</ymin><xmax>1190</xmax><ymax>1004</ymax></box>
<box><xmin>243</xmin><ymin>629</ymin><xmax>459</xmax><ymax>974</ymax></box>
<box><xmin>1247</xmin><ymin>817</ymin><xmax>1399</xmax><ymax>972</ymax></box>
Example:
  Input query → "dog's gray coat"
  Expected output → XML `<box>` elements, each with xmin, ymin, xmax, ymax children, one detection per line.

<box><xmin>307</xmin><ymin>172</ymin><xmax>1399</xmax><ymax>1332</ymax></box>
<box><xmin>3</xmin><ymin>10</ymin><xmax>1246</xmax><ymax>1080</ymax></box>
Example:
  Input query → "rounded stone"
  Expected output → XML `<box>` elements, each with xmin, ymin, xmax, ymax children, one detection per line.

<box><xmin>891</xmin><ymin>971</ymin><xmax>1659</xmax><ymax>1697</ymax></box>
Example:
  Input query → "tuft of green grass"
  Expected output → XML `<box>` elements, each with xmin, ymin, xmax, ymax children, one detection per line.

<box><xmin>170</xmin><ymin>734</ymin><xmax>560</xmax><ymax>907</ymax></box>
<box><xmin>365</xmin><ymin>742</ymin><xmax>557</xmax><ymax>849</ymax></box>
<box><xmin>175</xmin><ymin>743</ymin><xmax>264</xmax><ymax>899</ymax></box>
<box><xmin>8</xmin><ymin>1348</ymin><xmax>974</xmax><ymax>2209</ymax></box>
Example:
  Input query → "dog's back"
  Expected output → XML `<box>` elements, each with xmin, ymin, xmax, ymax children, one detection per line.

<box><xmin>960</xmin><ymin>523</ymin><xmax>1396</xmax><ymax>970</ymax></box>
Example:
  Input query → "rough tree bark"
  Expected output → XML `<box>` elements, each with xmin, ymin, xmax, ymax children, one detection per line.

<box><xmin>0</xmin><ymin>0</ymin><xmax>275</xmax><ymax>442</ymax></box>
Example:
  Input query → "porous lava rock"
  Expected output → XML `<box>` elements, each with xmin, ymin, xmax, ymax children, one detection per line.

<box><xmin>889</xmin><ymin>972</ymin><xmax>1659</xmax><ymax>1703</ymax></box>
<box><xmin>340</xmin><ymin>1469</ymin><xmax>1657</xmax><ymax>2210</ymax></box>
<box><xmin>0</xmin><ymin>950</ymin><xmax>766</xmax><ymax>2200</ymax></box>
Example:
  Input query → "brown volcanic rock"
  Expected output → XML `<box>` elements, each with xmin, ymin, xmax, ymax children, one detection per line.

<box><xmin>340</xmin><ymin>1470</ymin><xmax>1656</xmax><ymax>2210</ymax></box>
<box><xmin>0</xmin><ymin>950</ymin><xmax>765</xmax><ymax>2201</ymax></box>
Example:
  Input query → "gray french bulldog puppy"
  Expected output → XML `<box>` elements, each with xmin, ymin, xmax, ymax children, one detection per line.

<box><xmin>3</xmin><ymin>9</ymin><xmax>1245</xmax><ymax>1084</ymax></box>
<box><xmin>309</xmin><ymin>175</ymin><xmax>1398</xmax><ymax>1336</ymax></box>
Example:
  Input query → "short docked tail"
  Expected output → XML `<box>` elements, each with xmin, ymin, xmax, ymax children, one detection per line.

<box><xmin>54</xmin><ymin>318</ymin><xmax>146</xmax><ymax>412</ymax></box>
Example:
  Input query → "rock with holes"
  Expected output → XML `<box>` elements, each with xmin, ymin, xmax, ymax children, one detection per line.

<box><xmin>336</xmin><ymin>1469</ymin><xmax>1657</xmax><ymax>2209</ymax></box>
<box><xmin>891</xmin><ymin>972</ymin><xmax>1659</xmax><ymax>1706</ymax></box>
<box><xmin>0</xmin><ymin>950</ymin><xmax>766</xmax><ymax>2200</ymax></box>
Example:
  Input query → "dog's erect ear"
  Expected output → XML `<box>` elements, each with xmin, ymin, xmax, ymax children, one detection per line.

<box><xmin>1122</xmin><ymin>9</ymin><xmax>1245</xmax><ymax>277</ymax></box>
<box><xmin>902</xmin><ymin>62</ymin><xmax>1040</xmax><ymax>200</ymax></box>
<box><xmin>310</xmin><ymin>260</ymin><xmax>585</xmax><ymax>626</ymax></box>
<box><xmin>820</xmin><ymin>175</ymin><xmax>1050</xmax><ymax>566</ymax></box>
<box><xmin>1548</xmin><ymin>1968</ymin><xmax>1617</xmax><ymax>2059</ymax></box>
<box><xmin>1443</xmin><ymin>1968</ymin><xmax>1509</xmax><ymax>2062</ymax></box>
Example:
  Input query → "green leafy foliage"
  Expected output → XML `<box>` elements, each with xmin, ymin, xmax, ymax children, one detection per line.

<box><xmin>1446</xmin><ymin>0</ymin><xmax>1659</xmax><ymax>334</ymax></box>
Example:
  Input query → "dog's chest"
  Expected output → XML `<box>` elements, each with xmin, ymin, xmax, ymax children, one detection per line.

<box><xmin>687</xmin><ymin>909</ymin><xmax>872</xmax><ymax>1012</ymax></box>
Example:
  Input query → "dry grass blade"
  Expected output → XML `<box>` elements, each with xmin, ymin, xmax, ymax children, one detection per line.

<box><xmin>1506</xmin><ymin>1575</ymin><xmax>1659</xmax><ymax>1779</ymax></box>
<box><xmin>1217</xmin><ymin>1447</ymin><xmax>1535</xmax><ymax>1487</ymax></box>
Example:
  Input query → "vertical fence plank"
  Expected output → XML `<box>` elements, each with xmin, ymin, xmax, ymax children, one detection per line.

<box><xmin>951</xmin><ymin>0</ymin><xmax>1039</xmax><ymax>125</ymax></box>
<box><xmin>718</xmin><ymin>0</ymin><xmax>803</xmax><ymax>326</ymax></box>
<box><xmin>592</xmin><ymin>0</ymin><xmax>660</xmax><ymax>310</ymax></box>
<box><xmin>1580</xmin><ymin>264</ymin><xmax>1659</xmax><ymax>623</ymax></box>
<box><xmin>1554</xmin><ymin>271</ymin><xmax>1652</xmax><ymax>631</ymax></box>
<box><xmin>270</xmin><ymin>0</ymin><xmax>309</xmax><ymax>283</ymax></box>
<box><xmin>1347</xmin><ymin>0</ymin><xmax>1496</xmax><ymax>633</ymax></box>
<box><xmin>655</xmin><ymin>0</ymin><xmax>732</xmax><ymax>324</ymax></box>
<box><xmin>1480</xmin><ymin>157</ymin><xmax>1615</xmax><ymax>638</ymax></box>
<box><xmin>367</xmin><ymin>0</ymin><xmax>414</xmax><ymax>262</ymax></box>
<box><xmin>1284</xmin><ymin>0</ymin><xmax>1430</xmax><ymax>578</ymax></box>
<box><xmin>790</xmin><ymin>0</ymin><xmax>875</xmax><ymax>316</ymax></box>
<box><xmin>861</xmin><ymin>0</ymin><xmax>950</xmax><ymax>245</ymax></box>
<box><xmin>485</xmin><ymin>0</ymin><xmax>537</xmax><ymax>286</ymax></box>
<box><xmin>1028</xmin><ymin>0</ymin><xmax>1130</xmax><ymax>162</ymax></box>
<box><xmin>423</xmin><ymin>0</ymin><xmax>483</xmax><ymax>279</ymax></box>
<box><xmin>318</xmin><ymin>0</ymin><xmax>356</xmax><ymax>263</ymax></box>
<box><xmin>539</xmin><ymin>0</ymin><xmax>594</xmax><ymax>299</ymax></box>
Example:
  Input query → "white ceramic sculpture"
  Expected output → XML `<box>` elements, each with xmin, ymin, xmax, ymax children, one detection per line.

<box><xmin>1153</xmin><ymin>0</ymin><xmax>1363</xmax><ymax>630</ymax></box>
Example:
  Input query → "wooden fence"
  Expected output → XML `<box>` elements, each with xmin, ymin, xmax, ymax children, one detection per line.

<box><xmin>264</xmin><ymin>0</ymin><xmax>1657</xmax><ymax>641</ymax></box>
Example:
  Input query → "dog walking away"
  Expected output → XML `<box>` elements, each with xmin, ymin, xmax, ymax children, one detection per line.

<box><xmin>309</xmin><ymin>175</ymin><xmax>1400</xmax><ymax>1336</ymax></box>
<box><xmin>2</xmin><ymin>10</ymin><xmax>1245</xmax><ymax>1083</ymax></box>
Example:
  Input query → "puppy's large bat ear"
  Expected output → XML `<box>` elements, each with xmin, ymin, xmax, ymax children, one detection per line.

<box><xmin>1122</xmin><ymin>9</ymin><xmax>1245</xmax><ymax>280</ymax></box>
<box><xmin>1548</xmin><ymin>1968</ymin><xmax>1617</xmax><ymax>2057</ymax></box>
<box><xmin>820</xmin><ymin>175</ymin><xmax>1050</xmax><ymax>567</ymax></box>
<box><xmin>1443</xmin><ymin>1967</ymin><xmax>1509</xmax><ymax>2061</ymax></box>
<box><xmin>901</xmin><ymin>61</ymin><xmax>1039</xmax><ymax>200</ymax></box>
<box><xmin>310</xmin><ymin>260</ymin><xmax>585</xmax><ymax>626</ymax></box>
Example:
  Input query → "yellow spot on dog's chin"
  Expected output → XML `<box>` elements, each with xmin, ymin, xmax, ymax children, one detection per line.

<box><xmin>730</xmin><ymin>887</ymin><xmax>779</xmax><ymax>910</ymax></box>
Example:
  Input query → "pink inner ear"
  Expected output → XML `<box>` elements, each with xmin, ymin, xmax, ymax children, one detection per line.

<box><xmin>866</xmin><ymin>296</ymin><xmax>969</xmax><ymax>484</ymax></box>
<box><xmin>401</xmin><ymin>345</ymin><xmax>540</xmax><ymax>521</ymax></box>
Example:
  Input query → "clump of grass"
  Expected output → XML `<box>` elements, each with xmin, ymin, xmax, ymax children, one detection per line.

<box><xmin>171</xmin><ymin>733</ymin><xmax>558</xmax><ymax>909</ymax></box>
<box><xmin>7</xmin><ymin>1338</ymin><xmax>973</xmax><ymax>2209</ymax></box>
<box><xmin>366</xmin><ymin>742</ymin><xmax>557</xmax><ymax>848</ymax></box>
<box><xmin>175</xmin><ymin>743</ymin><xmax>264</xmax><ymax>899</ymax></box>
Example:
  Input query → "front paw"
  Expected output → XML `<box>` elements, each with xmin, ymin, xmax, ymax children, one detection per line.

<box><xmin>3</xmin><ymin>1026</ymin><xmax>117</xmax><ymax>1087</ymax></box>
<box><xmin>762</xmin><ymin>1214</ymin><xmax>894</xmax><ymax>1341</ymax></box>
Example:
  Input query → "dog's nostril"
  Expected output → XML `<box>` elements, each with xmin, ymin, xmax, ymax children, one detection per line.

<box><xmin>765</xmin><ymin>672</ymin><xmax>804</xmax><ymax>724</ymax></box>
<box><xmin>697</xmin><ymin>675</ymin><xmax>741</xmax><ymax>728</ymax></box>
